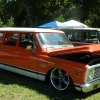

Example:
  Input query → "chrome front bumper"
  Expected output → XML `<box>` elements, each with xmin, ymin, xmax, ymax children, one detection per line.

<box><xmin>74</xmin><ymin>79</ymin><xmax>100</xmax><ymax>93</ymax></box>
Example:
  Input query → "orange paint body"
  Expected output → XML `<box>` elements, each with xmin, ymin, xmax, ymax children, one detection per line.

<box><xmin>0</xmin><ymin>28</ymin><xmax>100</xmax><ymax>93</ymax></box>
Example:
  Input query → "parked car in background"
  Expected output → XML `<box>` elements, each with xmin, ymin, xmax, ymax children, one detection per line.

<box><xmin>0</xmin><ymin>28</ymin><xmax>100</xmax><ymax>93</ymax></box>
<box><xmin>53</xmin><ymin>28</ymin><xmax>100</xmax><ymax>46</ymax></box>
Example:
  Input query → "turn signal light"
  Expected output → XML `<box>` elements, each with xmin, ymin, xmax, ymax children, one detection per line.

<box><xmin>75</xmin><ymin>72</ymin><xmax>82</xmax><ymax>77</ymax></box>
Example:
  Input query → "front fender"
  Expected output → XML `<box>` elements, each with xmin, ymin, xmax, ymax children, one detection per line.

<box><xmin>38</xmin><ymin>55</ymin><xmax>86</xmax><ymax>84</ymax></box>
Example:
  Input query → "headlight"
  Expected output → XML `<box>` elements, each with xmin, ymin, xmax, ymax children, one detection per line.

<box><xmin>87</xmin><ymin>69</ymin><xmax>95</xmax><ymax>81</ymax></box>
<box><xmin>84</xmin><ymin>68</ymin><xmax>95</xmax><ymax>83</ymax></box>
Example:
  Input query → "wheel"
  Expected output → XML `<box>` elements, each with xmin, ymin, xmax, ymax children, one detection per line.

<box><xmin>50</xmin><ymin>68</ymin><xmax>73</xmax><ymax>91</ymax></box>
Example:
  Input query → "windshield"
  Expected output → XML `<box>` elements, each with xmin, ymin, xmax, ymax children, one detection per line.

<box><xmin>37</xmin><ymin>33</ymin><xmax>73</xmax><ymax>48</ymax></box>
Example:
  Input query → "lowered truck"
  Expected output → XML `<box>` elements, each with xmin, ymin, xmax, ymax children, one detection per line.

<box><xmin>0</xmin><ymin>28</ymin><xmax>100</xmax><ymax>93</ymax></box>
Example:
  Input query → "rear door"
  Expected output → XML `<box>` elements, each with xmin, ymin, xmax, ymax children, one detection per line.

<box><xmin>0</xmin><ymin>32</ymin><xmax>18</xmax><ymax>65</ymax></box>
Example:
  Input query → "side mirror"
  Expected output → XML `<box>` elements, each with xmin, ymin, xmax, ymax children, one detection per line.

<box><xmin>26</xmin><ymin>45</ymin><xmax>32</xmax><ymax>50</ymax></box>
<box><xmin>26</xmin><ymin>45</ymin><xmax>35</xmax><ymax>53</ymax></box>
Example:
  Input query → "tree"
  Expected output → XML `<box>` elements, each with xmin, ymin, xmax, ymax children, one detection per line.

<box><xmin>70</xmin><ymin>0</ymin><xmax>100</xmax><ymax>27</ymax></box>
<box><xmin>5</xmin><ymin>0</ymin><xmax>72</xmax><ymax>27</ymax></box>
<box><xmin>0</xmin><ymin>0</ymin><xmax>14</xmax><ymax>27</ymax></box>
<box><xmin>3</xmin><ymin>0</ymin><xmax>100</xmax><ymax>27</ymax></box>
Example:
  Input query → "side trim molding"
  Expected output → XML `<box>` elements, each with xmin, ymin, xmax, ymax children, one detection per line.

<box><xmin>0</xmin><ymin>63</ymin><xmax>45</xmax><ymax>81</ymax></box>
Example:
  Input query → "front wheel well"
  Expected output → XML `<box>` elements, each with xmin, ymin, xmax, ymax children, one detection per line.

<box><xmin>45</xmin><ymin>68</ymin><xmax>54</xmax><ymax>82</ymax></box>
<box><xmin>45</xmin><ymin>68</ymin><xmax>75</xmax><ymax>92</ymax></box>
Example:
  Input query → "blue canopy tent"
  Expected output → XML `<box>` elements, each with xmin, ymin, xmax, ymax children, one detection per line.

<box><xmin>38</xmin><ymin>21</ymin><xmax>67</xmax><ymax>28</ymax></box>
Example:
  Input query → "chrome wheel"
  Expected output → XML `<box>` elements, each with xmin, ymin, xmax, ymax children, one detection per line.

<box><xmin>50</xmin><ymin>68</ymin><xmax>70</xmax><ymax>90</ymax></box>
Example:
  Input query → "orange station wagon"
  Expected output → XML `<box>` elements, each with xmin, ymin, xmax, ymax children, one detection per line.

<box><xmin>0</xmin><ymin>28</ymin><xmax>100</xmax><ymax>93</ymax></box>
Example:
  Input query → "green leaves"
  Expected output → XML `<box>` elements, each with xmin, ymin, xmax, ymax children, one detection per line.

<box><xmin>0</xmin><ymin>0</ymin><xmax>100</xmax><ymax>27</ymax></box>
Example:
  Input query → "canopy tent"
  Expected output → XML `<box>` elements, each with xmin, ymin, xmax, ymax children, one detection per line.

<box><xmin>38</xmin><ymin>21</ymin><xmax>67</xmax><ymax>28</ymax></box>
<box><xmin>63</xmin><ymin>20</ymin><xmax>89</xmax><ymax>28</ymax></box>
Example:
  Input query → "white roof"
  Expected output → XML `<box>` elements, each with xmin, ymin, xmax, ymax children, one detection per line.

<box><xmin>0</xmin><ymin>27</ymin><xmax>64</xmax><ymax>33</ymax></box>
<box><xmin>52</xmin><ymin>27</ymin><xmax>100</xmax><ymax>31</ymax></box>
<box><xmin>63</xmin><ymin>20</ymin><xmax>89</xmax><ymax>28</ymax></box>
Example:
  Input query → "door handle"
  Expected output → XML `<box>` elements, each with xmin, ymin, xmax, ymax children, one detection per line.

<box><xmin>14</xmin><ymin>51</ymin><xmax>19</xmax><ymax>54</ymax></box>
<box><xmin>0</xmin><ymin>48</ymin><xmax>3</xmax><ymax>50</ymax></box>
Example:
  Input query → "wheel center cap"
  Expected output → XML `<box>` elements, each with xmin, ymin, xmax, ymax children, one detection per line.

<box><xmin>59</xmin><ymin>75</ymin><xmax>64</xmax><ymax>80</ymax></box>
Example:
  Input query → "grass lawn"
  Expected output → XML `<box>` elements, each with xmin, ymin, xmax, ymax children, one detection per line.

<box><xmin>0</xmin><ymin>69</ymin><xmax>100</xmax><ymax>100</ymax></box>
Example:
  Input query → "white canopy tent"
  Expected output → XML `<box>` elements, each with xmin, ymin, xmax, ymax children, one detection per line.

<box><xmin>63</xmin><ymin>20</ymin><xmax>89</xmax><ymax>28</ymax></box>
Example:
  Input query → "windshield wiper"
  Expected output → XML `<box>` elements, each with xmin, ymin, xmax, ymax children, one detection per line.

<box><xmin>61</xmin><ymin>45</ymin><xmax>74</xmax><ymax>48</ymax></box>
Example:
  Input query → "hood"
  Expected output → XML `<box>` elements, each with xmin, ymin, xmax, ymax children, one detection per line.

<box><xmin>48</xmin><ymin>44</ymin><xmax>100</xmax><ymax>56</ymax></box>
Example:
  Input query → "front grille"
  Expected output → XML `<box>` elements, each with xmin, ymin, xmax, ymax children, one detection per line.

<box><xmin>94</xmin><ymin>67</ymin><xmax>100</xmax><ymax>79</ymax></box>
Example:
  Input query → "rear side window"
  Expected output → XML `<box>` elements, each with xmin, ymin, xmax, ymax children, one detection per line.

<box><xmin>3</xmin><ymin>33</ymin><xmax>18</xmax><ymax>46</ymax></box>
<box><xmin>0</xmin><ymin>32</ymin><xmax>4</xmax><ymax>44</ymax></box>
<box><xmin>66</xmin><ymin>31</ymin><xmax>82</xmax><ymax>42</ymax></box>
<box><xmin>83</xmin><ymin>32</ymin><xmax>98</xmax><ymax>43</ymax></box>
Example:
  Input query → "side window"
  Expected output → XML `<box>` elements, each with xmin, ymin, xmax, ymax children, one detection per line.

<box><xmin>66</xmin><ymin>31</ymin><xmax>82</xmax><ymax>42</ymax></box>
<box><xmin>4</xmin><ymin>33</ymin><xmax>18</xmax><ymax>46</ymax></box>
<box><xmin>0</xmin><ymin>32</ymin><xmax>4</xmax><ymax>44</ymax></box>
<box><xmin>83</xmin><ymin>32</ymin><xmax>98</xmax><ymax>43</ymax></box>
<box><xmin>19</xmin><ymin>33</ymin><xmax>38</xmax><ymax>49</ymax></box>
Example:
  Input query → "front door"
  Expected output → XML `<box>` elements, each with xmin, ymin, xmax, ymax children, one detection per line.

<box><xmin>14</xmin><ymin>33</ymin><xmax>39</xmax><ymax>76</ymax></box>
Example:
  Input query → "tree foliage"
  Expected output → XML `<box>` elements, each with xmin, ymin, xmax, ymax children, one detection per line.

<box><xmin>0</xmin><ymin>0</ymin><xmax>100</xmax><ymax>27</ymax></box>
<box><xmin>71</xmin><ymin>0</ymin><xmax>100</xmax><ymax>27</ymax></box>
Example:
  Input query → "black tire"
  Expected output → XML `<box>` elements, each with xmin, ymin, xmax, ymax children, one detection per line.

<box><xmin>50</xmin><ymin>68</ymin><xmax>74</xmax><ymax>91</ymax></box>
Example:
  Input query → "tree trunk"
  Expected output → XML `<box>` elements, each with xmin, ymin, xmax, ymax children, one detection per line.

<box><xmin>23</xmin><ymin>1</ymin><xmax>35</xmax><ymax>27</ymax></box>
